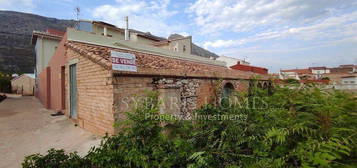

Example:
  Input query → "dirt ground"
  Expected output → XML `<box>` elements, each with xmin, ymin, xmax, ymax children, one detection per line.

<box><xmin>0</xmin><ymin>95</ymin><xmax>101</xmax><ymax>168</ymax></box>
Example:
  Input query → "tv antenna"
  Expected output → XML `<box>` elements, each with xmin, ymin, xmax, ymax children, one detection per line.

<box><xmin>74</xmin><ymin>6</ymin><xmax>80</xmax><ymax>29</ymax></box>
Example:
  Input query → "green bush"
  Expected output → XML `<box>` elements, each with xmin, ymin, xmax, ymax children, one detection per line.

<box><xmin>285</xmin><ymin>78</ymin><xmax>300</xmax><ymax>84</ymax></box>
<box><xmin>0</xmin><ymin>72</ymin><xmax>11</xmax><ymax>93</ymax></box>
<box><xmin>22</xmin><ymin>85</ymin><xmax>357</xmax><ymax>168</ymax></box>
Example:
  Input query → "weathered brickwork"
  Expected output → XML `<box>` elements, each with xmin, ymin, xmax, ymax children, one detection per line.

<box><xmin>112</xmin><ymin>77</ymin><xmax>154</xmax><ymax>123</ymax></box>
<box><xmin>113</xmin><ymin>76</ymin><xmax>252</xmax><ymax>121</ymax></box>
<box><xmin>64</xmin><ymin>41</ymin><xmax>270</xmax><ymax>135</ymax></box>
<box><xmin>65</xmin><ymin>49</ymin><xmax>114</xmax><ymax>135</ymax></box>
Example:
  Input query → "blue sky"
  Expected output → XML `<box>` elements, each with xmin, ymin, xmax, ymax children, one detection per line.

<box><xmin>1</xmin><ymin>0</ymin><xmax>357</xmax><ymax>72</ymax></box>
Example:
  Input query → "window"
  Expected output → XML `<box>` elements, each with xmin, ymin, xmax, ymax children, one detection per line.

<box><xmin>350</xmin><ymin>81</ymin><xmax>355</xmax><ymax>84</ymax></box>
<box><xmin>222</xmin><ymin>83</ymin><xmax>234</xmax><ymax>105</ymax></box>
<box><xmin>222</xmin><ymin>83</ymin><xmax>234</xmax><ymax>98</ymax></box>
<box><xmin>183</xmin><ymin>45</ymin><xmax>186</xmax><ymax>52</ymax></box>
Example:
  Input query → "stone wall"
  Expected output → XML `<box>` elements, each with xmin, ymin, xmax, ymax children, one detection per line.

<box><xmin>153</xmin><ymin>78</ymin><xmax>200</xmax><ymax>118</ymax></box>
<box><xmin>113</xmin><ymin>76</ymin><xmax>252</xmax><ymax>121</ymax></box>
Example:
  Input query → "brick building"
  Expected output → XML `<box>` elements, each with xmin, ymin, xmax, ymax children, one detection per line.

<box><xmin>36</xmin><ymin>27</ymin><xmax>269</xmax><ymax>135</ymax></box>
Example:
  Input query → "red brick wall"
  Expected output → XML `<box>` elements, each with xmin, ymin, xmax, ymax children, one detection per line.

<box><xmin>66</xmin><ymin>49</ymin><xmax>115</xmax><ymax>135</ymax></box>
<box><xmin>113</xmin><ymin>77</ymin><xmax>154</xmax><ymax>133</ymax></box>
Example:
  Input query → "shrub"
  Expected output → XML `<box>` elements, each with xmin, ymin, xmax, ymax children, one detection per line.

<box><xmin>0</xmin><ymin>72</ymin><xmax>11</xmax><ymax>93</ymax></box>
<box><xmin>284</xmin><ymin>78</ymin><xmax>300</xmax><ymax>84</ymax></box>
<box><xmin>22</xmin><ymin>85</ymin><xmax>357</xmax><ymax>168</ymax></box>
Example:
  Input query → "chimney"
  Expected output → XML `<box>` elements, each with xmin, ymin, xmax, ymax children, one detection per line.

<box><xmin>103</xmin><ymin>26</ymin><xmax>107</xmax><ymax>36</ymax></box>
<box><xmin>124</xmin><ymin>16</ymin><xmax>129</xmax><ymax>41</ymax></box>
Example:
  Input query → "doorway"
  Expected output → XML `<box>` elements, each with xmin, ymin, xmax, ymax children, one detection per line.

<box><xmin>69</xmin><ymin>64</ymin><xmax>77</xmax><ymax>119</ymax></box>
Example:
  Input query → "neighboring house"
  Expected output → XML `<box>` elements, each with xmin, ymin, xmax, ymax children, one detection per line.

<box><xmin>321</xmin><ymin>73</ymin><xmax>349</xmax><ymax>85</ymax></box>
<box><xmin>280</xmin><ymin>69</ymin><xmax>312</xmax><ymax>80</ymax></box>
<box><xmin>153</xmin><ymin>34</ymin><xmax>192</xmax><ymax>55</ymax></box>
<box><xmin>216</xmin><ymin>55</ymin><xmax>249</xmax><ymax>68</ymax></box>
<box><xmin>31</xmin><ymin>29</ymin><xmax>64</xmax><ymax>76</ymax></box>
<box><xmin>38</xmin><ymin>27</ymin><xmax>270</xmax><ymax>135</ymax></box>
<box><xmin>74</xmin><ymin>20</ymin><xmax>219</xmax><ymax>59</ymax></box>
<box><xmin>330</xmin><ymin>64</ymin><xmax>357</xmax><ymax>73</ymax></box>
<box><xmin>11</xmin><ymin>73</ymin><xmax>35</xmax><ymax>95</ymax></box>
<box><xmin>230</xmin><ymin>62</ymin><xmax>268</xmax><ymax>75</ymax></box>
<box><xmin>341</xmin><ymin>76</ymin><xmax>357</xmax><ymax>85</ymax></box>
<box><xmin>333</xmin><ymin>75</ymin><xmax>357</xmax><ymax>90</ymax></box>
<box><xmin>309</xmin><ymin>67</ymin><xmax>330</xmax><ymax>79</ymax></box>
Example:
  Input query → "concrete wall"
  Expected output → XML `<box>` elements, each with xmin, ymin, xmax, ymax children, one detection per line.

<box><xmin>11</xmin><ymin>75</ymin><xmax>35</xmax><ymax>96</ymax></box>
<box><xmin>168</xmin><ymin>37</ymin><xmax>192</xmax><ymax>55</ymax></box>
<box><xmin>65</xmin><ymin>48</ymin><xmax>115</xmax><ymax>135</ymax></box>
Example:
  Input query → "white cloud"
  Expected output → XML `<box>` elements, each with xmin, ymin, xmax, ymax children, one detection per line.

<box><xmin>203</xmin><ymin>11</ymin><xmax>357</xmax><ymax>49</ymax></box>
<box><xmin>0</xmin><ymin>0</ymin><xmax>35</xmax><ymax>11</ymax></box>
<box><xmin>203</xmin><ymin>40</ymin><xmax>236</xmax><ymax>48</ymax></box>
<box><xmin>188</xmin><ymin>0</ymin><xmax>357</xmax><ymax>34</ymax></box>
<box><xmin>92</xmin><ymin>0</ymin><xmax>181</xmax><ymax>37</ymax></box>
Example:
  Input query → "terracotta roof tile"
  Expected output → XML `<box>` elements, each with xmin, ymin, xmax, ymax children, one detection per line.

<box><xmin>65</xmin><ymin>41</ymin><xmax>269</xmax><ymax>80</ymax></box>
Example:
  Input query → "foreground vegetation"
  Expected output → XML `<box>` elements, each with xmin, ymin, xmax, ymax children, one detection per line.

<box><xmin>0</xmin><ymin>72</ymin><xmax>11</xmax><ymax>93</ymax></box>
<box><xmin>23</xmin><ymin>84</ymin><xmax>357</xmax><ymax>168</ymax></box>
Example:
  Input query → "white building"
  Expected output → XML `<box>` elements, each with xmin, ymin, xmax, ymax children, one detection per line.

<box><xmin>309</xmin><ymin>67</ymin><xmax>330</xmax><ymax>79</ymax></box>
<box><xmin>216</xmin><ymin>55</ymin><xmax>249</xmax><ymax>68</ymax></box>
<box><xmin>279</xmin><ymin>69</ymin><xmax>312</xmax><ymax>80</ymax></box>
<box><xmin>341</xmin><ymin>76</ymin><xmax>357</xmax><ymax>85</ymax></box>
<box><xmin>333</xmin><ymin>75</ymin><xmax>357</xmax><ymax>90</ymax></box>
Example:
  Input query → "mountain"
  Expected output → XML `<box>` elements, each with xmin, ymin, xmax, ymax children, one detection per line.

<box><xmin>0</xmin><ymin>10</ymin><xmax>74</xmax><ymax>73</ymax></box>
<box><xmin>0</xmin><ymin>11</ymin><xmax>219</xmax><ymax>74</ymax></box>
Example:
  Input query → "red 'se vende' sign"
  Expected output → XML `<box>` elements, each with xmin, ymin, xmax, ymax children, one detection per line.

<box><xmin>110</xmin><ymin>51</ymin><xmax>137</xmax><ymax>72</ymax></box>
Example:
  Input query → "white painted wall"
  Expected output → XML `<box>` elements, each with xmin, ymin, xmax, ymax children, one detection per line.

<box><xmin>342</xmin><ymin>77</ymin><xmax>357</xmax><ymax>85</ymax></box>
<box><xmin>35</xmin><ymin>37</ymin><xmax>60</xmax><ymax>75</ymax></box>
<box><xmin>216</xmin><ymin>56</ymin><xmax>249</xmax><ymax>67</ymax></box>
<box><xmin>279</xmin><ymin>72</ymin><xmax>300</xmax><ymax>80</ymax></box>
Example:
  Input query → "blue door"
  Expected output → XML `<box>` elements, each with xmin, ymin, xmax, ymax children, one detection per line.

<box><xmin>69</xmin><ymin>64</ymin><xmax>77</xmax><ymax>119</ymax></box>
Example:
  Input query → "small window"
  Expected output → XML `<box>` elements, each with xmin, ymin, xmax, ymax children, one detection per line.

<box><xmin>183</xmin><ymin>45</ymin><xmax>186</xmax><ymax>52</ymax></box>
<box><xmin>174</xmin><ymin>47</ymin><xmax>177</xmax><ymax>52</ymax></box>
<box><xmin>350</xmin><ymin>81</ymin><xmax>355</xmax><ymax>84</ymax></box>
<box><xmin>222</xmin><ymin>83</ymin><xmax>234</xmax><ymax>98</ymax></box>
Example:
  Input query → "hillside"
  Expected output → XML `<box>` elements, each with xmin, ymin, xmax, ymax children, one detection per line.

<box><xmin>0</xmin><ymin>11</ymin><xmax>74</xmax><ymax>73</ymax></box>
